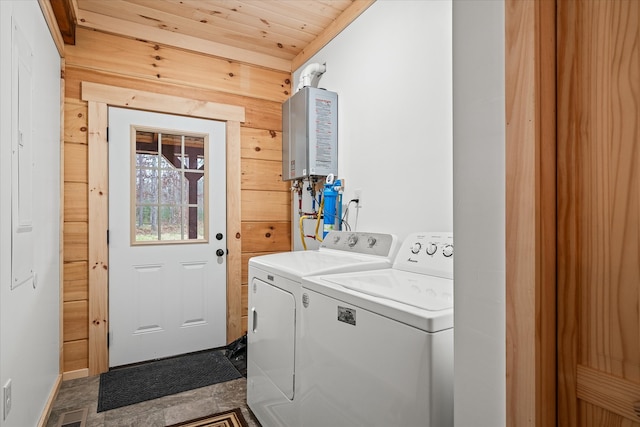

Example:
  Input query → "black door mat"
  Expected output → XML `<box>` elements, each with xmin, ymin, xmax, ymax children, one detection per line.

<box><xmin>98</xmin><ymin>349</ymin><xmax>242</xmax><ymax>412</ymax></box>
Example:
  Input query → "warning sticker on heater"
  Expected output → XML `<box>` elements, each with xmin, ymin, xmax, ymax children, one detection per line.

<box><xmin>337</xmin><ymin>306</ymin><xmax>356</xmax><ymax>326</ymax></box>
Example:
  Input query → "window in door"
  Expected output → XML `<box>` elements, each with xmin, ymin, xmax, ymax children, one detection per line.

<box><xmin>132</xmin><ymin>128</ymin><xmax>207</xmax><ymax>244</ymax></box>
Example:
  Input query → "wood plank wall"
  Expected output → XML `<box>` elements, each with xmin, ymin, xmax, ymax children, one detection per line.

<box><xmin>62</xmin><ymin>27</ymin><xmax>292</xmax><ymax>374</ymax></box>
<box><xmin>557</xmin><ymin>0</ymin><xmax>640</xmax><ymax>425</ymax></box>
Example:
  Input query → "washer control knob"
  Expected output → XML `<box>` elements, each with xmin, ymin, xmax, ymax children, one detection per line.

<box><xmin>426</xmin><ymin>242</ymin><xmax>438</xmax><ymax>256</ymax></box>
<box><xmin>347</xmin><ymin>234</ymin><xmax>359</xmax><ymax>247</ymax></box>
<box><xmin>411</xmin><ymin>242</ymin><xmax>422</xmax><ymax>254</ymax></box>
<box><xmin>443</xmin><ymin>244</ymin><xmax>454</xmax><ymax>257</ymax></box>
<box><xmin>333</xmin><ymin>235</ymin><xmax>341</xmax><ymax>244</ymax></box>
<box><xmin>367</xmin><ymin>237</ymin><xmax>377</xmax><ymax>247</ymax></box>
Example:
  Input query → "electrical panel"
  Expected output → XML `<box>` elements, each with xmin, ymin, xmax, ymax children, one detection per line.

<box><xmin>282</xmin><ymin>86</ymin><xmax>338</xmax><ymax>181</ymax></box>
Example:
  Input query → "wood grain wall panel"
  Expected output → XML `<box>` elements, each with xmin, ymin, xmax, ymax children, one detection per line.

<box><xmin>581</xmin><ymin>403</ymin><xmax>639</xmax><ymax>427</ymax></box>
<box><xmin>242</xmin><ymin>159</ymin><xmax>289</xmax><ymax>191</ymax></box>
<box><xmin>241</xmin><ymin>128</ymin><xmax>283</xmax><ymax>161</ymax></box>
<box><xmin>64</xmin><ymin>67</ymin><xmax>282</xmax><ymax>131</ymax></box>
<box><xmin>65</xmin><ymin>28</ymin><xmax>290</xmax><ymax>103</ymax></box>
<box><xmin>63</xmin><ymin>222</ymin><xmax>88</xmax><ymax>262</ymax></box>
<box><xmin>63</xmin><ymin>261</ymin><xmax>88</xmax><ymax>302</ymax></box>
<box><xmin>63</xmin><ymin>300</ymin><xmax>88</xmax><ymax>342</ymax></box>
<box><xmin>63</xmin><ymin>280</ymin><xmax>87</xmax><ymax>303</ymax></box>
<box><xmin>241</xmin><ymin>222</ymin><xmax>291</xmax><ymax>253</ymax></box>
<box><xmin>241</xmin><ymin>191</ymin><xmax>291</xmax><ymax>222</ymax></box>
<box><xmin>242</xmin><ymin>284</ymin><xmax>248</xmax><ymax>319</ymax></box>
<box><xmin>241</xmin><ymin>251</ymin><xmax>280</xmax><ymax>285</ymax></box>
<box><xmin>64</xmin><ymin>99</ymin><xmax>88</xmax><ymax>144</ymax></box>
<box><xmin>577</xmin><ymin>364</ymin><xmax>640</xmax><ymax>423</ymax></box>
<box><xmin>64</xmin><ymin>142</ymin><xmax>88</xmax><ymax>183</ymax></box>
<box><xmin>558</xmin><ymin>0</ymin><xmax>640</xmax><ymax>425</ymax></box>
<box><xmin>61</xmin><ymin>28</ymin><xmax>290</xmax><ymax>374</ymax></box>
<box><xmin>242</xmin><ymin>253</ymin><xmax>251</xmax><ymax>285</ymax></box>
<box><xmin>64</xmin><ymin>182</ymin><xmax>88</xmax><ymax>222</ymax></box>
<box><xmin>63</xmin><ymin>340</ymin><xmax>88</xmax><ymax>372</ymax></box>
<box><xmin>63</xmin><ymin>261</ymin><xmax>88</xmax><ymax>283</ymax></box>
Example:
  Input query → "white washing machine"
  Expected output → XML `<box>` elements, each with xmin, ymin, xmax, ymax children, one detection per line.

<box><xmin>299</xmin><ymin>232</ymin><xmax>454</xmax><ymax>427</ymax></box>
<box><xmin>247</xmin><ymin>231</ymin><xmax>399</xmax><ymax>427</ymax></box>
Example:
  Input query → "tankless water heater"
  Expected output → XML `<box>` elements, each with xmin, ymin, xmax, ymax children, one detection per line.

<box><xmin>282</xmin><ymin>86</ymin><xmax>338</xmax><ymax>181</ymax></box>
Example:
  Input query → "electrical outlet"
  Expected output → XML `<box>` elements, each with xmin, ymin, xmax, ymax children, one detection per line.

<box><xmin>3</xmin><ymin>379</ymin><xmax>11</xmax><ymax>420</ymax></box>
<box><xmin>354</xmin><ymin>189</ymin><xmax>362</xmax><ymax>208</ymax></box>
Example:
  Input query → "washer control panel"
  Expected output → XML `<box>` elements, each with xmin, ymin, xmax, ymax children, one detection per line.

<box><xmin>320</xmin><ymin>231</ymin><xmax>398</xmax><ymax>258</ymax></box>
<box><xmin>394</xmin><ymin>232</ymin><xmax>454</xmax><ymax>278</ymax></box>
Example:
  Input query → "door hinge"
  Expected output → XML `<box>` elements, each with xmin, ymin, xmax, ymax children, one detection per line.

<box><xmin>106</xmin><ymin>229</ymin><xmax>109</xmax><ymax>245</ymax></box>
<box><xmin>106</xmin><ymin>127</ymin><xmax>109</xmax><ymax>142</ymax></box>
<box><xmin>107</xmin><ymin>332</ymin><xmax>110</xmax><ymax>348</ymax></box>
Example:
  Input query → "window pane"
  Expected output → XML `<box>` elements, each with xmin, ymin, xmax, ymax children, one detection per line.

<box><xmin>185</xmin><ymin>136</ymin><xmax>205</xmax><ymax>170</ymax></box>
<box><xmin>160</xmin><ymin>169</ymin><xmax>184</xmax><ymax>205</ymax></box>
<box><xmin>136</xmin><ymin>167</ymin><xmax>158</xmax><ymax>204</ymax></box>
<box><xmin>181</xmin><ymin>205</ymin><xmax>205</xmax><ymax>240</ymax></box>
<box><xmin>135</xmin><ymin>206</ymin><xmax>158</xmax><ymax>242</ymax></box>
<box><xmin>161</xmin><ymin>134</ymin><xmax>183</xmax><ymax>168</ymax></box>
<box><xmin>197</xmin><ymin>205</ymin><xmax>205</xmax><ymax>239</ymax></box>
<box><xmin>136</xmin><ymin>153</ymin><xmax>157</xmax><ymax>168</ymax></box>
<box><xmin>133</xmin><ymin>129</ymin><xmax>207</xmax><ymax>244</ymax></box>
<box><xmin>136</xmin><ymin>131</ymin><xmax>158</xmax><ymax>154</ymax></box>
<box><xmin>159</xmin><ymin>206</ymin><xmax>183</xmax><ymax>240</ymax></box>
<box><xmin>197</xmin><ymin>175</ymin><xmax>205</xmax><ymax>204</ymax></box>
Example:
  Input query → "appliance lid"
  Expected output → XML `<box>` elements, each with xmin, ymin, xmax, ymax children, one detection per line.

<box><xmin>325</xmin><ymin>269</ymin><xmax>453</xmax><ymax>311</ymax></box>
<box><xmin>249</xmin><ymin>250</ymin><xmax>393</xmax><ymax>280</ymax></box>
<box><xmin>302</xmin><ymin>269</ymin><xmax>453</xmax><ymax>332</ymax></box>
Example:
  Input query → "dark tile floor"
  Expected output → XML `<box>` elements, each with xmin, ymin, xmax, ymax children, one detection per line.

<box><xmin>45</xmin><ymin>376</ymin><xmax>261</xmax><ymax>427</ymax></box>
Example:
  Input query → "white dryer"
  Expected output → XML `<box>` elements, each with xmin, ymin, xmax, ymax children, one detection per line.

<box><xmin>247</xmin><ymin>231</ymin><xmax>399</xmax><ymax>427</ymax></box>
<box><xmin>299</xmin><ymin>232</ymin><xmax>454</xmax><ymax>427</ymax></box>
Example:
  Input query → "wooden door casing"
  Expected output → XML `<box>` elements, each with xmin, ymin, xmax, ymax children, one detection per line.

<box><xmin>557</xmin><ymin>0</ymin><xmax>640</xmax><ymax>426</ymax></box>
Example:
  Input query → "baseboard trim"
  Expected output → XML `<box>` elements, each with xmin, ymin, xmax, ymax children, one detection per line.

<box><xmin>38</xmin><ymin>374</ymin><xmax>62</xmax><ymax>427</ymax></box>
<box><xmin>62</xmin><ymin>368</ymin><xmax>89</xmax><ymax>381</ymax></box>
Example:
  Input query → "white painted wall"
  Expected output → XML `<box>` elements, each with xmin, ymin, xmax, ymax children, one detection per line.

<box><xmin>292</xmin><ymin>0</ymin><xmax>453</xmax><ymax>249</ymax></box>
<box><xmin>0</xmin><ymin>1</ymin><xmax>61</xmax><ymax>426</ymax></box>
<box><xmin>452</xmin><ymin>1</ymin><xmax>506</xmax><ymax>426</ymax></box>
<box><xmin>292</xmin><ymin>0</ymin><xmax>507</xmax><ymax>425</ymax></box>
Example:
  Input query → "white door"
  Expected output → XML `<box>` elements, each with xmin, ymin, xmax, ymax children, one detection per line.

<box><xmin>108</xmin><ymin>107</ymin><xmax>226</xmax><ymax>367</ymax></box>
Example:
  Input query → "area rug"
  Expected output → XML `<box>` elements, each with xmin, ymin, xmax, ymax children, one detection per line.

<box><xmin>98</xmin><ymin>349</ymin><xmax>242</xmax><ymax>412</ymax></box>
<box><xmin>167</xmin><ymin>408</ymin><xmax>248</xmax><ymax>427</ymax></box>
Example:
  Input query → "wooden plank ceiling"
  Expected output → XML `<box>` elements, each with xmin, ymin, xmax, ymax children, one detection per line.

<box><xmin>52</xmin><ymin>0</ymin><xmax>374</xmax><ymax>71</ymax></box>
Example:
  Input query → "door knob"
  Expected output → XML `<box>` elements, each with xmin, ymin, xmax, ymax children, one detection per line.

<box><xmin>216</xmin><ymin>249</ymin><xmax>225</xmax><ymax>257</ymax></box>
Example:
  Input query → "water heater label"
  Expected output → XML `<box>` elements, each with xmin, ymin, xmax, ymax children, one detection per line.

<box><xmin>314</xmin><ymin>97</ymin><xmax>334</xmax><ymax>169</ymax></box>
<box><xmin>337</xmin><ymin>306</ymin><xmax>356</xmax><ymax>326</ymax></box>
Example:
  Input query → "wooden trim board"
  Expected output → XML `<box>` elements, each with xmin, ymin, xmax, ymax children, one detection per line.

<box><xmin>83</xmin><ymin>82</ymin><xmax>245</xmax><ymax>373</ymax></box>
<box><xmin>37</xmin><ymin>0</ymin><xmax>65</xmax><ymax>58</ymax></box>
<box><xmin>61</xmin><ymin>368</ymin><xmax>89</xmax><ymax>382</ymax></box>
<box><xmin>87</xmin><ymin>101</ymin><xmax>108</xmax><ymax>375</ymax></box>
<box><xmin>225</xmin><ymin>121</ymin><xmax>243</xmax><ymax>341</ymax></box>
<box><xmin>82</xmin><ymin>82</ymin><xmax>245</xmax><ymax>123</ymax></box>
<box><xmin>37</xmin><ymin>374</ymin><xmax>62</xmax><ymax>427</ymax></box>
<box><xmin>59</xmin><ymin>58</ymin><xmax>66</xmax><ymax>376</ymax></box>
<box><xmin>505</xmin><ymin>0</ymin><xmax>557</xmax><ymax>426</ymax></box>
